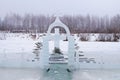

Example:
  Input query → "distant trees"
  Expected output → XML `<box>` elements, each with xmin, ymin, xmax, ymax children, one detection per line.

<box><xmin>61</xmin><ymin>15</ymin><xmax>120</xmax><ymax>33</ymax></box>
<box><xmin>0</xmin><ymin>18</ymin><xmax>2</xmax><ymax>28</ymax></box>
<box><xmin>0</xmin><ymin>14</ymin><xmax>54</xmax><ymax>33</ymax></box>
<box><xmin>0</xmin><ymin>14</ymin><xmax>120</xmax><ymax>33</ymax></box>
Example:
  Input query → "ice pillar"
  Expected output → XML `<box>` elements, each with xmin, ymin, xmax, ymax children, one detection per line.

<box><xmin>41</xmin><ymin>36</ymin><xmax>49</xmax><ymax>68</ymax></box>
<box><xmin>68</xmin><ymin>36</ymin><xmax>75</xmax><ymax>68</ymax></box>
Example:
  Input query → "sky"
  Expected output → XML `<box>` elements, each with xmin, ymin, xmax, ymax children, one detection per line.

<box><xmin>0</xmin><ymin>0</ymin><xmax>120</xmax><ymax>18</ymax></box>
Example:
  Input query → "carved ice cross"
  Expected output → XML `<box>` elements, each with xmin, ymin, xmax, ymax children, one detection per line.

<box><xmin>54</xmin><ymin>28</ymin><xmax>60</xmax><ymax>48</ymax></box>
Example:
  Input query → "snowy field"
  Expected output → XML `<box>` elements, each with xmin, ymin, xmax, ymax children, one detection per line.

<box><xmin>0</xmin><ymin>33</ymin><xmax>120</xmax><ymax>68</ymax></box>
<box><xmin>0</xmin><ymin>33</ymin><xmax>119</xmax><ymax>54</ymax></box>
<box><xmin>0</xmin><ymin>33</ymin><xmax>120</xmax><ymax>80</ymax></box>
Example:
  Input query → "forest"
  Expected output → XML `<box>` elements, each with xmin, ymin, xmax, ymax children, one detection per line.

<box><xmin>0</xmin><ymin>14</ymin><xmax>120</xmax><ymax>33</ymax></box>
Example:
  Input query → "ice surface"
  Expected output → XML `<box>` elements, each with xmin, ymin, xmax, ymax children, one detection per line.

<box><xmin>73</xmin><ymin>69</ymin><xmax>120</xmax><ymax>80</ymax></box>
<box><xmin>0</xmin><ymin>68</ymin><xmax>120</xmax><ymax>80</ymax></box>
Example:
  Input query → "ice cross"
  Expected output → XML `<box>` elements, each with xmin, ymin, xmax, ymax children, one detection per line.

<box><xmin>54</xmin><ymin>28</ymin><xmax>60</xmax><ymax>48</ymax></box>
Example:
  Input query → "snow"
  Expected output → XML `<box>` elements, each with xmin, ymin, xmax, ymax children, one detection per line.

<box><xmin>0</xmin><ymin>33</ymin><xmax>40</xmax><ymax>53</ymax></box>
<box><xmin>0</xmin><ymin>33</ymin><xmax>120</xmax><ymax>69</ymax></box>
<box><xmin>0</xmin><ymin>33</ymin><xmax>120</xmax><ymax>80</ymax></box>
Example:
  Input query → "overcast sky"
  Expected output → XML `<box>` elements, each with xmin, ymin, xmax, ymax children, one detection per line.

<box><xmin>0</xmin><ymin>0</ymin><xmax>120</xmax><ymax>18</ymax></box>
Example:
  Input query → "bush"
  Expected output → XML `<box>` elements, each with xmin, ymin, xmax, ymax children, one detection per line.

<box><xmin>113</xmin><ymin>34</ymin><xmax>120</xmax><ymax>42</ymax></box>
<box><xmin>97</xmin><ymin>34</ymin><xmax>110</xmax><ymax>41</ymax></box>
<box><xmin>79</xmin><ymin>34</ymin><xmax>90</xmax><ymax>41</ymax></box>
<box><xmin>96</xmin><ymin>34</ymin><xmax>119</xmax><ymax>42</ymax></box>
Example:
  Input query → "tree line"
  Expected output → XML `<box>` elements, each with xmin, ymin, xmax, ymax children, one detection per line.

<box><xmin>0</xmin><ymin>14</ymin><xmax>120</xmax><ymax>33</ymax></box>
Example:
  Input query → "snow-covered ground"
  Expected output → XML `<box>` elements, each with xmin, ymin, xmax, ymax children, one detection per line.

<box><xmin>0</xmin><ymin>33</ymin><xmax>120</xmax><ymax>80</ymax></box>
<box><xmin>0</xmin><ymin>33</ymin><xmax>120</xmax><ymax>69</ymax></box>
<box><xmin>0</xmin><ymin>33</ymin><xmax>39</xmax><ymax>53</ymax></box>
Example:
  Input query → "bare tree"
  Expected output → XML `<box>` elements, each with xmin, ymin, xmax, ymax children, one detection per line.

<box><xmin>0</xmin><ymin>13</ymin><xmax>120</xmax><ymax>33</ymax></box>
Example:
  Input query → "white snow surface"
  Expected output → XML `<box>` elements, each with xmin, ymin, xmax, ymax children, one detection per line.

<box><xmin>0</xmin><ymin>33</ymin><xmax>120</xmax><ymax>68</ymax></box>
